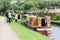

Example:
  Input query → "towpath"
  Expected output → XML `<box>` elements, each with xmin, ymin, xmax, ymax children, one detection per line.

<box><xmin>0</xmin><ymin>16</ymin><xmax>20</xmax><ymax>40</ymax></box>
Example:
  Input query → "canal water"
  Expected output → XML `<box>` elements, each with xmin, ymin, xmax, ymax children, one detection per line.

<box><xmin>50</xmin><ymin>25</ymin><xmax>60</xmax><ymax>40</ymax></box>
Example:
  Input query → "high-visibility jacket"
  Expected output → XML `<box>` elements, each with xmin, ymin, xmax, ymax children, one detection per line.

<box><xmin>15</xmin><ymin>14</ymin><xmax>18</xmax><ymax>19</ymax></box>
<box><xmin>26</xmin><ymin>16</ymin><xmax>30</xmax><ymax>22</ymax></box>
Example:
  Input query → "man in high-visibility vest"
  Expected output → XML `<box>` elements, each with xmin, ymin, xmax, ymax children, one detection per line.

<box><xmin>26</xmin><ymin>16</ymin><xmax>30</xmax><ymax>23</ymax></box>
<box><xmin>15</xmin><ymin>14</ymin><xmax>18</xmax><ymax>22</ymax></box>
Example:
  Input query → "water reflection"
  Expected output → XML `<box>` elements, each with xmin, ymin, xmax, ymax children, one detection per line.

<box><xmin>50</xmin><ymin>25</ymin><xmax>60</xmax><ymax>40</ymax></box>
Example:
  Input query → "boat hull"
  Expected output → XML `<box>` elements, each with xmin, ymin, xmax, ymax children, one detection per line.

<box><xmin>36</xmin><ymin>28</ymin><xmax>52</xmax><ymax>36</ymax></box>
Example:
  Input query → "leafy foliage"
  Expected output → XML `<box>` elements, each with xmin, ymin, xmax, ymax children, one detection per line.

<box><xmin>0</xmin><ymin>0</ymin><xmax>60</xmax><ymax>12</ymax></box>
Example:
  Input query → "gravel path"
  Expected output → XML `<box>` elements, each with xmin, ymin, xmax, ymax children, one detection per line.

<box><xmin>0</xmin><ymin>16</ymin><xmax>20</xmax><ymax>40</ymax></box>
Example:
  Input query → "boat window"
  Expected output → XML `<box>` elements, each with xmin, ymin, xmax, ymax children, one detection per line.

<box><xmin>41</xmin><ymin>19</ymin><xmax>46</xmax><ymax>28</ymax></box>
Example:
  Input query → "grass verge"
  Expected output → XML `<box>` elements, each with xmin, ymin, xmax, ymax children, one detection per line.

<box><xmin>9</xmin><ymin>22</ymin><xmax>51</xmax><ymax>40</ymax></box>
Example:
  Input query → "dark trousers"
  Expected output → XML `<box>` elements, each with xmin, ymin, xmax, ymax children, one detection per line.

<box><xmin>9</xmin><ymin>18</ymin><xmax>12</xmax><ymax>23</ymax></box>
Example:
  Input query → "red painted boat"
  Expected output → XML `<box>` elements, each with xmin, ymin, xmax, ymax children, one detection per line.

<box><xmin>22</xmin><ymin>14</ymin><xmax>52</xmax><ymax>36</ymax></box>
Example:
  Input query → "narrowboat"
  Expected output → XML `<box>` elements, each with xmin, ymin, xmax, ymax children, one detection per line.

<box><xmin>22</xmin><ymin>14</ymin><xmax>52</xmax><ymax>36</ymax></box>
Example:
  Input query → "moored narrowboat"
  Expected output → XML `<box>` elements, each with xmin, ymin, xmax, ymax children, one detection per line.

<box><xmin>22</xmin><ymin>14</ymin><xmax>52</xmax><ymax>36</ymax></box>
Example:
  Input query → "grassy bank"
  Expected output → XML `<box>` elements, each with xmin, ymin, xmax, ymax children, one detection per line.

<box><xmin>9</xmin><ymin>22</ymin><xmax>51</xmax><ymax>40</ymax></box>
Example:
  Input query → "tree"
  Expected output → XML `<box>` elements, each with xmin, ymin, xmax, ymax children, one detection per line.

<box><xmin>0</xmin><ymin>0</ymin><xmax>11</xmax><ymax>12</ymax></box>
<box><xmin>1</xmin><ymin>0</ymin><xmax>60</xmax><ymax>12</ymax></box>
<box><xmin>0</xmin><ymin>2</ymin><xmax>4</xmax><ymax>11</ymax></box>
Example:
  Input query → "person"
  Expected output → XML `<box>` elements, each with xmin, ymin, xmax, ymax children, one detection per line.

<box><xmin>26</xmin><ymin>15</ymin><xmax>30</xmax><ymax>23</ymax></box>
<box><xmin>8</xmin><ymin>11</ymin><xmax>12</xmax><ymax>23</ymax></box>
<box><xmin>14</xmin><ymin>14</ymin><xmax>18</xmax><ymax>22</ymax></box>
<box><xmin>18</xmin><ymin>14</ymin><xmax>20</xmax><ymax>19</ymax></box>
<box><xmin>17</xmin><ymin>14</ymin><xmax>21</xmax><ymax>22</ymax></box>
<box><xmin>11</xmin><ymin>11</ymin><xmax>15</xmax><ymax>22</ymax></box>
<box><xmin>6</xmin><ymin>11</ymin><xmax>9</xmax><ymax>22</ymax></box>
